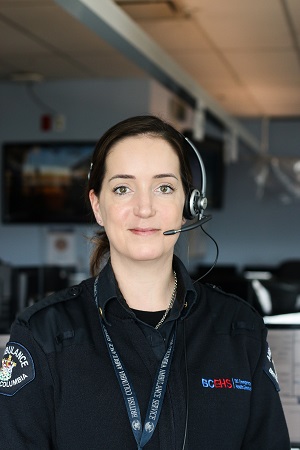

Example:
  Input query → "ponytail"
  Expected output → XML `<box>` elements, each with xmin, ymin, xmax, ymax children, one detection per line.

<box><xmin>89</xmin><ymin>230</ymin><xmax>110</xmax><ymax>276</ymax></box>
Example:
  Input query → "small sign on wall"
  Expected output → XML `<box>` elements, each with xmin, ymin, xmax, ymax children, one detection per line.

<box><xmin>46</xmin><ymin>230</ymin><xmax>76</xmax><ymax>266</ymax></box>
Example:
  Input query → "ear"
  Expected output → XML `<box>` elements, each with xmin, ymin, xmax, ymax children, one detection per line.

<box><xmin>181</xmin><ymin>216</ymin><xmax>187</xmax><ymax>225</ymax></box>
<box><xmin>89</xmin><ymin>190</ymin><xmax>103</xmax><ymax>226</ymax></box>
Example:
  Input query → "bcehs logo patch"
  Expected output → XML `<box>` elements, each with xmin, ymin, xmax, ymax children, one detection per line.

<box><xmin>0</xmin><ymin>342</ymin><xmax>35</xmax><ymax>396</ymax></box>
<box><xmin>202</xmin><ymin>378</ymin><xmax>233</xmax><ymax>389</ymax></box>
<box><xmin>202</xmin><ymin>377</ymin><xmax>252</xmax><ymax>391</ymax></box>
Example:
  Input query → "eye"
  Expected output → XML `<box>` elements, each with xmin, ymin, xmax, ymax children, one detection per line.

<box><xmin>113</xmin><ymin>185</ymin><xmax>130</xmax><ymax>195</ymax></box>
<box><xmin>157</xmin><ymin>184</ymin><xmax>175</xmax><ymax>194</ymax></box>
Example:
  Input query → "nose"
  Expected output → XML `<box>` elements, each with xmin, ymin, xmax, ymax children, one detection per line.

<box><xmin>133</xmin><ymin>190</ymin><xmax>155</xmax><ymax>218</ymax></box>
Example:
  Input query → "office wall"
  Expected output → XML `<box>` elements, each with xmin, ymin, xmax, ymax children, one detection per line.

<box><xmin>199</xmin><ymin>117</ymin><xmax>300</xmax><ymax>270</ymax></box>
<box><xmin>0</xmin><ymin>79</ymin><xmax>299</xmax><ymax>274</ymax></box>
<box><xmin>0</xmin><ymin>78</ymin><xmax>151</xmax><ymax>275</ymax></box>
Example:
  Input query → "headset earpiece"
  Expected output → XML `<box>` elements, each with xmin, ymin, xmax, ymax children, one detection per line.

<box><xmin>183</xmin><ymin>188</ymin><xmax>207</xmax><ymax>220</ymax></box>
<box><xmin>183</xmin><ymin>189</ymin><xmax>194</xmax><ymax>220</ymax></box>
<box><xmin>183</xmin><ymin>188</ymin><xmax>199</xmax><ymax>220</ymax></box>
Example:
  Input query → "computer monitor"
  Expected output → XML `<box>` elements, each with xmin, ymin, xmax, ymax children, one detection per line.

<box><xmin>265</xmin><ymin>315</ymin><xmax>300</xmax><ymax>447</ymax></box>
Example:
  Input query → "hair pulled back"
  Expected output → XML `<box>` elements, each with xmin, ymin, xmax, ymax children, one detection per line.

<box><xmin>87</xmin><ymin>115</ymin><xmax>193</xmax><ymax>276</ymax></box>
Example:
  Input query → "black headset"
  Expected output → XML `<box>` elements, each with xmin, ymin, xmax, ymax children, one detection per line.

<box><xmin>164</xmin><ymin>136</ymin><xmax>212</xmax><ymax>235</ymax></box>
<box><xmin>183</xmin><ymin>137</ymin><xmax>208</xmax><ymax>220</ymax></box>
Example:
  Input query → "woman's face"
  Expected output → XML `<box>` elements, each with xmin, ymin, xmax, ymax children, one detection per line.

<box><xmin>89</xmin><ymin>135</ymin><xmax>186</xmax><ymax>264</ymax></box>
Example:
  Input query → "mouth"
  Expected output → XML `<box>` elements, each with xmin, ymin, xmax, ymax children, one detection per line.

<box><xmin>129</xmin><ymin>228</ymin><xmax>160</xmax><ymax>236</ymax></box>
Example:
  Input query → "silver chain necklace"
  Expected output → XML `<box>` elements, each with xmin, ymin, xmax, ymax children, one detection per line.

<box><xmin>155</xmin><ymin>270</ymin><xmax>177</xmax><ymax>329</ymax></box>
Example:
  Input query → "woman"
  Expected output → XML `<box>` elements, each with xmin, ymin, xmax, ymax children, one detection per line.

<box><xmin>0</xmin><ymin>115</ymin><xmax>290</xmax><ymax>449</ymax></box>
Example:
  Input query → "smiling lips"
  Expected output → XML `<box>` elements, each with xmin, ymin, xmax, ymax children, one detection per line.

<box><xmin>129</xmin><ymin>228</ymin><xmax>160</xmax><ymax>236</ymax></box>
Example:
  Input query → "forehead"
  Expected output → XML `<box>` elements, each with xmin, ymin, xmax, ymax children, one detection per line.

<box><xmin>106</xmin><ymin>135</ymin><xmax>180</xmax><ymax>171</ymax></box>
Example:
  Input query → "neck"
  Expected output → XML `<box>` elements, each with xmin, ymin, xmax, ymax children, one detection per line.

<box><xmin>110</xmin><ymin>255</ymin><xmax>176</xmax><ymax>312</ymax></box>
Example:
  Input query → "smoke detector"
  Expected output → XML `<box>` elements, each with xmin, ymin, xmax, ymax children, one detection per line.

<box><xmin>10</xmin><ymin>72</ymin><xmax>44</xmax><ymax>83</ymax></box>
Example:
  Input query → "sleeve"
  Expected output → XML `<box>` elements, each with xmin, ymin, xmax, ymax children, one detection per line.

<box><xmin>0</xmin><ymin>321</ymin><xmax>55</xmax><ymax>449</ymax></box>
<box><xmin>241</xmin><ymin>327</ymin><xmax>291</xmax><ymax>449</ymax></box>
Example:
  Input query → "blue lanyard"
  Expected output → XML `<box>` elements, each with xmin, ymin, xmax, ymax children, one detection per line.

<box><xmin>94</xmin><ymin>277</ymin><xmax>176</xmax><ymax>449</ymax></box>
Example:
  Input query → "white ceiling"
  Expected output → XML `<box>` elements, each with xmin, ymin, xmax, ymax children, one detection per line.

<box><xmin>0</xmin><ymin>0</ymin><xmax>300</xmax><ymax>118</ymax></box>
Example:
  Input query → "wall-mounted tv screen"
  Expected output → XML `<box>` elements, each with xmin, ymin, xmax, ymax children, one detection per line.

<box><xmin>2</xmin><ymin>142</ymin><xmax>95</xmax><ymax>224</ymax></box>
<box><xmin>183</xmin><ymin>132</ymin><xmax>226</xmax><ymax>210</ymax></box>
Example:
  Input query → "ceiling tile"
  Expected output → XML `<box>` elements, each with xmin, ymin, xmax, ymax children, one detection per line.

<box><xmin>208</xmin><ymin>85</ymin><xmax>264</xmax><ymax>117</ymax></box>
<box><xmin>247</xmin><ymin>86</ymin><xmax>300</xmax><ymax>116</ymax></box>
<box><xmin>0</xmin><ymin>0</ymin><xmax>52</xmax><ymax>4</ymax></box>
<box><xmin>191</xmin><ymin>0</ymin><xmax>292</xmax><ymax>49</ymax></box>
<box><xmin>71</xmin><ymin>52</ymin><xmax>146</xmax><ymax>78</ymax></box>
<box><xmin>139</xmin><ymin>18</ymin><xmax>210</xmax><ymax>51</ymax></box>
<box><xmin>181</xmin><ymin>0</ymin><xmax>281</xmax><ymax>15</ymax></box>
<box><xmin>0</xmin><ymin>0</ymin><xmax>52</xmax><ymax>3</ymax></box>
<box><xmin>286</xmin><ymin>0</ymin><xmax>300</xmax><ymax>42</ymax></box>
<box><xmin>170</xmin><ymin>50</ymin><xmax>236</xmax><ymax>83</ymax></box>
<box><xmin>225</xmin><ymin>50</ymin><xmax>300</xmax><ymax>84</ymax></box>
<box><xmin>250</xmin><ymin>84</ymin><xmax>300</xmax><ymax>103</ymax></box>
<box><xmin>0</xmin><ymin>4</ymin><xmax>114</xmax><ymax>53</ymax></box>
<box><xmin>0</xmin><ymin>18</ymin><xmax>51</xmax><ymax>56</ymax></box>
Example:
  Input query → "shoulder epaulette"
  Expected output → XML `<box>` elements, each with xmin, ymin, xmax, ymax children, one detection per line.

<box><xmin>17</xmin><ymin>285</ymin><xmax>82</xmax><ymax>325</ymax></box>
<box><xmin>203</xmin><ymin>283</ymin><xmax>264</xmax><ymax>336</ymax></box>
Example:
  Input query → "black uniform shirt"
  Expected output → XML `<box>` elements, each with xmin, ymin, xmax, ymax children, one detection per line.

<box><xmin>97</xmin><ymin>257</ymin><xmax>197</xmax><ymax>360</ymax></box>
<box><xmin>0</xmin><ymin>256</ymin><xmax>290</xmax><ymax>449</ymax></box>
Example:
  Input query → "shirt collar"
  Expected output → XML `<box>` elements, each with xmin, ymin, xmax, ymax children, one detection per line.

<box><xmin>96</xmin><ymin>255</ymin><xmax>198</xmax><ymax>324</ymax></box>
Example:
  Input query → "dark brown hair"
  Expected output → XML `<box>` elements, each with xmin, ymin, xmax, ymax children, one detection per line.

<box><xmin>87</xmin><ymin>115</ymin><xmax>193</xmax><ymax>276</ymax></box>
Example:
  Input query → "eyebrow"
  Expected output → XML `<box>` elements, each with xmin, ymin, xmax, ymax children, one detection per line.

<box><xmin>108</xmin><ymin>173</ymin><xmax>179</xmax><ymax>182</ymax></box>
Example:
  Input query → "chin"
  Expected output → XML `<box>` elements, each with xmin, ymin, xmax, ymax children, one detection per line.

<box><xmin>130</xmin><ymin>251</ymin><xmax>163</xmax><ymax>262</ymax></box>
<box><xmin>127</xmin><ymin>245</ymin><xmax>175</xmax><ymax>262</ymax></box>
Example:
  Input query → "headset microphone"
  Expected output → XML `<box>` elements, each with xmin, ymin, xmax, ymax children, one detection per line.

<box><xmin>163</xmin><ymin>214</ymin><xmax>212</xmax><ymax>235</ymax></box>
<box><xmin>163</xmin><ymin>136</ymin><xmax>212</xmax><ymax>236</ymax></box>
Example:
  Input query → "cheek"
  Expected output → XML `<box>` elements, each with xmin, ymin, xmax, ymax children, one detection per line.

<box><xmin>101</xmin><ymin>202</ymin><xmax>131</xmax><ymax>227</ymax></box>
<box><xmin>163</xmin><ymin>202</ymin><xmax>185</xmax><ymax>222</ymax></box>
